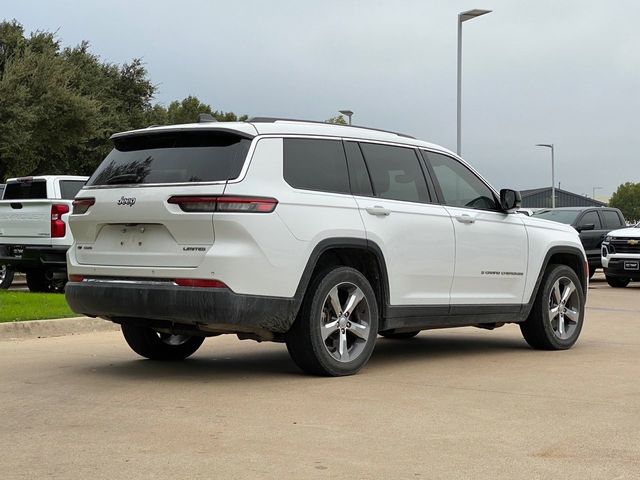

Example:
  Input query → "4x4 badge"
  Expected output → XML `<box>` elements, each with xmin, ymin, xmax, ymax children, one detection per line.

<box><xmin>117</xmin><ymin>196</ymin><xmax>136</xmax><ymax>207</ymax></box>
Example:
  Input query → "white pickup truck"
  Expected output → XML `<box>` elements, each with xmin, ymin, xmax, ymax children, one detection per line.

<box><xmin>0</xmin><ymin>175</ymin><xmax>87</xmax><ymax>292</ymax></box>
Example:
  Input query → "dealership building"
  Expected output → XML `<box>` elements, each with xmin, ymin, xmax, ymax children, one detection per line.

<box><xmin>520</xmin><ymin>187</ymin><xmax>607</xmax><ymax>208</ymax></box>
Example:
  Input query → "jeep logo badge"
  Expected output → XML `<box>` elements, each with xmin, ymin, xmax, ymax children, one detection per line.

<box><xmin>117</xmin><ymin>196</ymin><xmax>136</xmax><ymax>207</ymax></box>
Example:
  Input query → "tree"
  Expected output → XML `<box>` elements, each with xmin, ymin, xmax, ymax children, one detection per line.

<box><xmin>325</xmin><ymin>115</ymin><xmax>347</xmax><ymax>125</ymax></box>
<box><xmin>0</xmin><ymin>20</ymin><xmax>248</xmax><ymax>180</ymax></box>
<box><xmin>609</xmin><ymin>182</ymin><xmax>640</xmax><ymax>222</ymax></box>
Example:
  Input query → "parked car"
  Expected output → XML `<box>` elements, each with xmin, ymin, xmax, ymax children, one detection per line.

<box><xmin>0</xmin><ymin>175</ymin><xmax>88</xmax><ymax>292</ymax></box>
<box><xmin>601</xmin><ymin>223</ymin><xmax>640</xmax><ymax>287</ymax></box>
<box><xmin>532</xmin><ymin>207</ymin><xmax>626</xmax><ymax>278</ymax></box>
<box><xmin>65</xmin><ymin>118</ymin><xmax>588</xmax><ymax>376</ymax></box>
<box><xmin>0</xmin><ymin>183</ymin><xmax>12</xmax><ymax>289</ymax></box>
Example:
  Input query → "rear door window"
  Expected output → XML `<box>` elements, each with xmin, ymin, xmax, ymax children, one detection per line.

<box><xmin>358</xmin><ymin>143</ymin><xmax>431</xmax><ymax>203</ymax></box>
<box><xmin>2</xmin><ymin>180</ymin><xmax>48</xmax><ymax>199</ymax></box>
<box><xmin>59</xmin><ymin>180</ymin><xmax>86</xmax><ymax>199</ymax></box>
<box><xmin>283</xmin><ymin>138</ymin><xmax>349</xmax><ymax>194</ymax></box>
<box><xmin>87</xmin><ymin>131</ymin><xmax>252</xmax><ymax>186</ymax></box>
<box><xmin>343</xmin><ymin>141</ymin><xmax>373</xmax><ymax>196</ymax></box>
<box><xmin>600</xmin><ymin>210</ymin><xmax>624</xmax><ymax>229</ymax></box>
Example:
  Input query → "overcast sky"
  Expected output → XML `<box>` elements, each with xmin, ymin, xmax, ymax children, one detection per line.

<box><xmin>3</xmin><ymin>0</ymin><xmax>639</xmax><ymax>198</ymax></box>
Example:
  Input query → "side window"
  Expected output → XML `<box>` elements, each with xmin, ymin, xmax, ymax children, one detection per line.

<box><xmin>425</xmin><ymin>152</ymin><xmax>498</xmax><ymax>211</ymax></box>
<box><xmin>358</xmin><ymin>143</ymin><xmax>431</xmax><ymax>203</ymax></box>
<box><xmin>59</xmin><ymin>181</ymin><xmax>86</xmax><ymax>200</ymax></box>
<box><xmin>600</xmin><ymin>210</ymin><xmax>623</xmax><ymax>229</ymax></box>
<box><xmin>579</xmin><ymin>211</ymin><xmax>601</xmax><ymax>229</ymax></box>
<box><xmin>343</xmin><ymin>141</ymin><xmax>373</xmax><ymax>196</ymax></box>
<box><xmin>283</xmin><ymin>138</ymin><xmax>349</xmax><ymax>194</ymax></box>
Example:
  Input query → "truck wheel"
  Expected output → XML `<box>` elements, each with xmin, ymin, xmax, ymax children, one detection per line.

<box><xmin>25</xmin><ymin>270</ymin><xmax>66</xmax><ymax>293</ymax></box>
<box><xmin>520</xmin><ymin>264</ymin><xmax>585</xmax><ymax>350</ymax></box>
<box><xmin>0</xmin><ymin>265</ymin><xmax>14</xmax><ymax>289</ymax></box>
<box><xmin>606</xmin><ymin>276</ymin><xmax>630</xmax><ymax>288</ymax></box>
<box><xmin>121</xmin><ymin>324</ymin><xmax>205</xmax><ymax>361</ymax></box>
<box><xmin>26</xmin><ymin>270</ymin><xmax>49</xmax><ymax>292</ymax></box>
<box><xmin>286</xmin><ymin>267</ymin><xmax>378</xmax><ymax>376</ymax></box>
<box><xmin>380</xmin><ymin>331</ymin><xmax>420</xmax><ymax>339</ymax></box>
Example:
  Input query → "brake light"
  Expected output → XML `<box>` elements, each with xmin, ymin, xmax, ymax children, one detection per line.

<box><xmin>168</xmin><ymin>196</ymin><xmax>278</xmax><ymax>213</ymax></box>
<box><xmin>175</xmin><ymin>278</ymin><xmax>228</xmax><ymax>288</ymax></box>
<box><xmin>51</xmin><ymin>204</ymin><xmax>69</xmax><ymax>238</ymax></box>
<box><xmin>72</xmin><ymin>197</ymin><xmax>95</xmax><ymax>214</ymax></box>
<box><xmin>68</xmin><ymin>274</ymin><xmax>85</xmax><ymax>282</ymax></box>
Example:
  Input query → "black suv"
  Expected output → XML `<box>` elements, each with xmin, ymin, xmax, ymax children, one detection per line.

<box><xmin>532</xmin><ymin>207</ymin><xmax>626</xmax><ymax>278</ymax></box>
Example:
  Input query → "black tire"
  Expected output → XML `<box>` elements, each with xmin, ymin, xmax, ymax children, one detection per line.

<box><xmin>588</xmin><ymin>266</ymin><xmax>597</xmax><ymax>280</ymax></box>
<box><xmin>379</xmin><ymin>330</ymin><xmax>420</xmax><ymax>339</ymax></box>
<box><xmin>25</xmin><ymin>270</ymin><xmax>67</xmax><ymax>293</ymax></box>
<box><xmin>0</xmin><ymin>265</ymin><xmax>14</xmax><ymax>289</ymax></box>
<box><xmin>520</xmin><ymin>264</ymin><xmax>585</xmax><ymax>350</ymax></box>
<box><xmin>286</xmin><ymin>266</ymin><xmax>379</xmax><ymax>376</ymax></box>
<box><xmin>606</xmin><ymin>276</ymin><xmax>630</xmax><ymax>288</ymax></box>
<box><xmin>121</xmin><ymin>323</ymin><xmax>205</xmax><ymax>361</ymax></box>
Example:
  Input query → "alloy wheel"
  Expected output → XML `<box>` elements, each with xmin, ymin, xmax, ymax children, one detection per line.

<box><xmin>548</xmin><ymin>276</ymin><xmax>580</xmax><ymax>340</ymax></box>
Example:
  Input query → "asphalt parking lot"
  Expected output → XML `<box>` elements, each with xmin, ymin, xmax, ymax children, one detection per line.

<box><xmin>1</xmin><ymin>275</ymin><xmax>638</xmax><ymax>480</ymax></box>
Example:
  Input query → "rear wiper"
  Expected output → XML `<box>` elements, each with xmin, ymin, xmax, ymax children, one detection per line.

<box><xmin>104</xmin><ymin>174</ymin><xmax>141</xmax><ymax>185</ymax></box>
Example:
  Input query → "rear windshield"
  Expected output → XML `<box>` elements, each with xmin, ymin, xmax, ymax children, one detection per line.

<box><xmin>3</xmin><ymin>180</ymin><xmax>48</xmax><ymax>199</ymax></box>
<box><xmin>532</xmin><ymin>209</ymin><xmax>580</xmax><ymax>224</ymax></box>
<box><xmin>86</xmin><ymin>131</ymin><xmax>252</xmax><ymax>186</ymax></box>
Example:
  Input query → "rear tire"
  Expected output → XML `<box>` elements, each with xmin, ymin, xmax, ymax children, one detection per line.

<box><xmin>0</xmin><ymin>265</ymin><xmax>14</xmax><ymax>289</ymax></box>
<box><xmin>286</xmin><ymin>267</ymin><xmax>378</xmax><ymax>376</ymax></box>
<box><xmin>606</xmin><ymin>276</ymin><xmax>630</xmax><ymax>288</ymax></box>
<box><xmin>380</xmin><ymin>331</ymin><xmax>420</xmax><ymax>339</ymax></box>
<box><xmin>25</xmin><ymin>270</ymin><xmax>66</xmax><ymax>293</ymax></box>
<box><xmin>121</xmin><ymin>324</ymin><xmax>205</xmax><ymax>361</ymax></box>
<box><xmin>520</xmin><ymin>264</ymin><xmax>585</xmax><ymax>350</ymax></box>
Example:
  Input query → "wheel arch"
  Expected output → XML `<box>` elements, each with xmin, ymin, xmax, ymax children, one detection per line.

<box><xmin>292</xmin><ymin>238</ymin><xmax>390</xmax><ymax>320</ymax></box>
<box><xmin>523</xmin><ymin>245</ymin><xmax>587</xmax><ymax>319</ymax></box>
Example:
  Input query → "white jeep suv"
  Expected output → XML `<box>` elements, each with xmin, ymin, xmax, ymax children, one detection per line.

<box><xmin>66</xmin><ymin>118</ymin><xmax>588</xmax><ymax>376</ymax></box>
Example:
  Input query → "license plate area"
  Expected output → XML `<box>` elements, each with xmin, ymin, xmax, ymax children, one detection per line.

<box><xmin>623</xmin><ymin>260</ymin><xmax>639</xmax><ymax>271</ymax></box>
<box><xmin>10</xmin><ymin>246</ymin><xmax>24</xmax><ymax>258</ymax></box>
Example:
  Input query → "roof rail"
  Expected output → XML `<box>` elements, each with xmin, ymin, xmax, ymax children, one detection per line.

<box><xmin>247</xmin><ymin>117</ymin><xmax>415</xmax><ymax>139</ymax></box>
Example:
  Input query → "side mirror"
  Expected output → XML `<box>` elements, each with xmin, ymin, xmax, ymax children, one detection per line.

<box><xmin>500</xmin><ymin>189</ymin><xmax>521</xmax><ymax>212</ymax></box>
<box><xmin>577</xmin><ymin>223</ymin><xmax>595</xmax><ymax>232</ymax></box>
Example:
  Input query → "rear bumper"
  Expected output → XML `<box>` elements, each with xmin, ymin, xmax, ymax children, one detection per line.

<box><xmin>0</xmin><ymin>245</ymin><xmax>68</xmax><ymax>271</ymax></box>
<box><xmin>65</xmin><ymin>280</ymin><xmax>298</xmax><ymax>336</ymax></box>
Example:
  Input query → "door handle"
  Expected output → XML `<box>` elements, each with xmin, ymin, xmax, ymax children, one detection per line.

<box><xmin>455</xmin><ymin>214</ymin><xmax>476</xmax><ymax>224</ymax></box>
<box><xmin>365</xmin><ymin>206</ymin><xmax>391</xmax><ymax>216</ymax></box>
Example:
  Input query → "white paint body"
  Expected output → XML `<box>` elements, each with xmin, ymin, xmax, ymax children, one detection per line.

<box><xmin>67</xmin><ymin>121</ymin><xmax>585</xmax><ymax>306</ymax></box>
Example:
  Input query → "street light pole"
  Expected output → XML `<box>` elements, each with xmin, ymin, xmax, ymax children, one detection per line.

<box><xmin>592</xmin><ymin>186</ymin><xmax>602</xmax><ymax>200</ymax></box>
<box><xmin>339</xmin><ymin>109</ymin><xmax>353</xmax><ymax>126</ymax></box>
<box><xmin>536</xmin><ymin>143</ymin><xmax>555</xmax><ymax>208</ymax></box>
<box><xmin>457</xmin><ymin>9</ymin><xmax>492</xmax><ymax>156</ymax></box>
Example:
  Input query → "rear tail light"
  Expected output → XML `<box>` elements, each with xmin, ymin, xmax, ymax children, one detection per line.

<box><xmin>72</xmin><ymin>197</ymin><xmax>95</xmax><ymax>215</ymax></box>
<box><xmin>168</xmin><ymin>196</ymin><xmax>278</xmax><ymax>213</ymax></box>
<box><xmin>51</xmin><ymin>204</ymin><xmax>69</xmax><ymax>238</ymax></box>
<box><xmin>175</xmin><ymin>278</ymin><xmax>228</xmax><ymax>288</ymax></box>
<box><xmin>68</xmin><ymin>274</ymin><xmax>85</xmax><ymax>282</ymax></box>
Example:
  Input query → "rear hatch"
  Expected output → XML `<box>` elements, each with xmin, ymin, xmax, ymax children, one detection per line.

<box><xmin>0</xmin><ymin>179</ymin><xmax>53</xmax><ymax>245</ymax></box>
<box><xmin>70</xmin><ymin>129</ymin><xmax>252</xmax><ymax>268</ymax></box>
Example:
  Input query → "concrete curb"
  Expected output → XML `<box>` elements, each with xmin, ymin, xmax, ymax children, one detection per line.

<box><xmin>0</xmin><ymin>317</ymin><xmax>120</xmax><ymax>341</ymax></box>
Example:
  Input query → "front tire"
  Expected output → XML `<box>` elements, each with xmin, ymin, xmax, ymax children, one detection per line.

<box><xmin>286</xmin><ymin>267</ymin><xmax>379</xmax><ymax>376</ymax></box>
<box><xmin>121</xmin><ymin>324</ymin><xmax>205</xmax><ymax>361</ymax></box>
<box><xmin>520</xmin><ymin>264</ymin><xmax>585</xmax><ymax>350</ymax></box>
<box><xmin>606</xmin><ymin>276</ymin><xmax>630</xmax><ymax>288</ymax></box>
<box><xmin>0</xmin><ymin>265</ymin><xmax>14</xmax><ymax>289</ymax></box>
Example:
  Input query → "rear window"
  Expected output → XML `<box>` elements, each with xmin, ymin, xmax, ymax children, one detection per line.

<box><xmin>3</xmin><ymin>180</ymin><xmax>48</xmax><ymax>199</ymax></box>
<box><xmin>601</xmin><ymin>210</ymin><xmax>624</xmax><ymax>229</ymax></box>
<box><xmin>60</xmin><ymin>180</ymin><xmax>86</xmax><ymax>199</ymax></box>
<box><xmin>532</xmin><ymin>209</ymin><xmax>581</xmax><ymax>224</ymax></box>
<box><xmin>86</xmin><ymin>131</ymin><xmax>252</xmax><ymax>186</ymax></box>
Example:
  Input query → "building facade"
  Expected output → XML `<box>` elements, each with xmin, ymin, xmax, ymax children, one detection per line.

<box><xmin>520</xmin><ymin>187</ymin><xmax>607</xmax><ymax>208</ymax></box>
